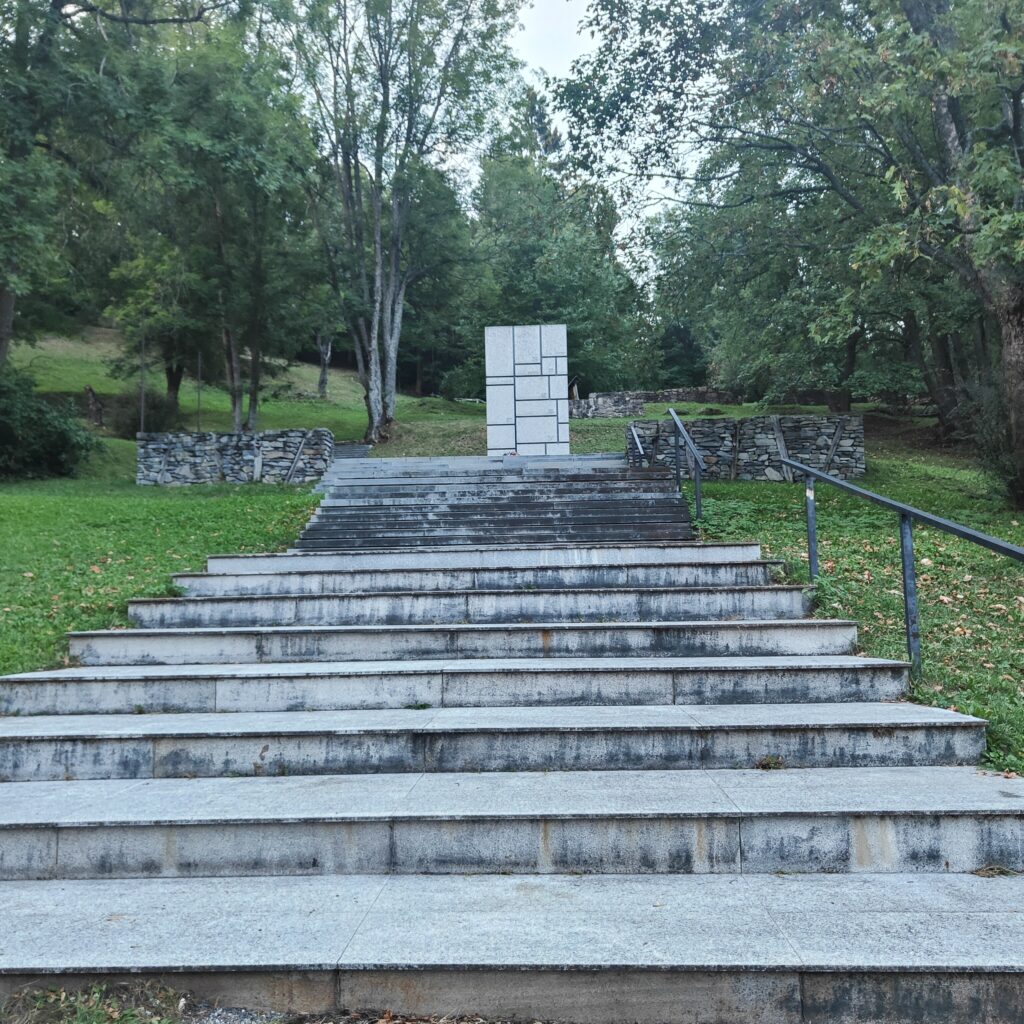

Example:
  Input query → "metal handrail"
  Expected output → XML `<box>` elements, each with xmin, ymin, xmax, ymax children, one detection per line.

<box><xmin>782</xmin><ymin>456</ymin><xmax>1024</xmax><ymax>677</ymax></box>
<box><xmin>667</xmin><ymin>408</ymin><xmax>706</xmax><ymax>519</ymax></box>
<box><xmin>629</xmin><ymin>425</ymin><xmax>648</xmax><ymax>466</ymax></box>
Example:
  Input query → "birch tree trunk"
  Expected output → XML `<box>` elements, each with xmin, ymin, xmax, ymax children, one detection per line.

<box><xmin>245</xmin><ymin>343</ymin><xmax>261</xmax><ymax>432</ymax></box>
<box><xmin>316</xmin><ymin>332</ymin><xmax>332</xmax><ymax>398</ymax></box>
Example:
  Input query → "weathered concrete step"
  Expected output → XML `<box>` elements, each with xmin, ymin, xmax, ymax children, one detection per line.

<box><xmin>0</xmin><ymin>656</ymin><xmax>909</xmax><ymax>716</ymax></box>
<box><xmin>298</xmin><ymin>518</ymin><xmax>690</xmax><ymax>538</ymax></box>
<box><xmin>3</xmin><ymin>873</ymin><xmax>1023</xmax><ymax>1024</ymax></box>
<box><xmin>207</xmin><ymin>542</ymin><xmax>764</xmax><ymax>574</ymax></box>
<box><xmin>174</xmin><ymin>561</ymin><xmax>780</xmax><ymax>597</ymax></box>
<box><xmin>307</xmin><ymin>504</ymin><xmax>686</xmax><ymax>521</ymax></box>
<box><xmin>316</xmin><ymin>490</ymin><xmax>680</xmax><ymax>508</ymax></box>
<box><xmin>293</xmin><ymin>530</ymin><xmax>697</xmax><ymax>550</ymax></box>
<box><xmin>2</xmin><ymin>766</ymin><xmax>1021</xmax><ymax>878</ymax></box>
<box><xmin>0</xmin><ymin>704</ymin><xmax>984</xmax><ymax>782</ymax></box>
<box><xmin>127</xmin><ymin>587</ymin><xmax>811</xmax><ymax>629</ymax></box>
<box><xmin>67</xmin><ymin>619</ymin><xmax>859</xmax><ymax>666</ymax></box>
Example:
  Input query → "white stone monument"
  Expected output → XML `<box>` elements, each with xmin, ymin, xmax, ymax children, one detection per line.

<box><xmin>485</xmin><ymin>324</ymin><xmax>570</xmax><ymax>456</ymax></box>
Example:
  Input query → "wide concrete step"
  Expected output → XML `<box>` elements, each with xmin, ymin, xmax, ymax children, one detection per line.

<box><xmin>0</xmin><ymin>656</ymin><xmax>910</xmax><ymax>715</ymax></box>
<box><xmin>296</xmin><ymin>522</ymin><xmax>693</xmax><ymax>539</ymax></box>
<box><xmin>174</xmin><ymin>561</ymin><xmax>780</xmax><ymax>597</ymax></box>
<box><xmin>67</xmin><ymin>619</ymin><xmax>859</xmax><ymax>665</ymax></box>
<box><xmin>3</xmin><ymin>873</ymin><xmax>1023</xmax><ymax>1024</ymax></box>
<box><xmin>293</xmin><ymin>529</ymin><xmax>697</xmax><ymax>549</ymax></box>
<box><xmin>127</xmin><ymin>587</ymin><xmax>811</xmax><ymax>629</ymax></box>
<box><xmin>0</xmin><ymin>704</ymin><xmax>984</xmax><ymax>782</ymax></box>
<box><xmin>3</xmin><ymin>766</ymin><xmax>1021</xmax><ymax>879</ymax></box>
<box><xmin>206</xmin><ymin>542</ymin><xmax>764</xmax><ymax>573</ymax></box>
<box><xmin>316</xmin><ymin>490</ymin><xmax>680</xmax><ymax>508</ymax></box>
<box><xmin>307</xmin><ymin>504</ymin><xmax>687</xmax><ymax>522</ymax></box>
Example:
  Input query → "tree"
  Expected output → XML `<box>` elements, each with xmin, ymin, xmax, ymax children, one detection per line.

<box><xmin>293</xmin><ymin>0</ymin><xmax>523</xmax><ymax>442</ymax></box>
<box><xmin>0</xmin><ymin>0</ymin><xmax>228</xmax><ymax>365</ymax></box>
<box><xmin>558</xmin><ymin>0</ymin><xmax>1024</xmax><ymax>503</ymax></box>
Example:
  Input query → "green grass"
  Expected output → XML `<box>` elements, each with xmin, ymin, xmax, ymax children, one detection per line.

<box><xmin>695</xmin><ymin>453</ymin><xmax>1024</xmax><ymax>772</ymax></box>
<box><xmin>0</xmin><ymin>983</ymin><xmax>182</xmax><ymax>1024</ymax></box>
<box><xmin>0</xmin><ymin>451</ymin><xmax>317</xmax><ymax>675</ymax></box>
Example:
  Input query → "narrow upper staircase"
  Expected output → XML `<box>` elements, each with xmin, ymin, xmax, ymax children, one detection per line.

<box><xmin>1</xmin><ymin>454</ymin><xmax>1022</xmax><ymax>1024</ymax></box>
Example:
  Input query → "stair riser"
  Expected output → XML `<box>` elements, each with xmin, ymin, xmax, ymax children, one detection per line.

<box><xmin>175</xmin><ymin>564</ymin><xmax>776</xmax><ymax>597</ymax></box>
<box><xmin>294</xmin><ymin>533</ymin><xmax>696</xmax><ymax>549</ymax></box>
<box><xmin>1</xmin><ymin>725</ymin><xmax>984</xmax><ymax>782</ymax></box>
<box><xmin>69</xmin><ymin>622</ymin><xmax>859</xmax><ymax>666</ymax></box>
<box><xmin>3</xmin><ymin>969</ymin><xmax>1021</xmax><ymax>1024</ymax></box>
<box><xmin>127</xmin><ymin>590</ymin><xmax>811</xmax><ymax>629</ymax></box>
<box><xmin>316</xmin><ymin>492</ymin><xmax>678</xmax><ymax>507</ymax></box>
<box><xmin>5</xmin><ymin>811</ymin><xmax>1019</xmax><ymax>879</ymax></box>
<box><xmin>0</xmin><ymin>666</ymin><xmax>909</xmax><ymax>716</ymax></box>
<box><xmin>206</xmin><ymin>544</ymin><xmax>763</xmax><ymax>573</ymax></box>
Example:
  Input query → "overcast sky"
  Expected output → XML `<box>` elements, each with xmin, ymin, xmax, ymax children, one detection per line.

<box><xmin>511</xmin><ymin>0</ymin><xmax>596</xmax><ymax>83</ymax></box>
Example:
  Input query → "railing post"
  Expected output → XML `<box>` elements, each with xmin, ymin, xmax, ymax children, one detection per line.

<box><xmin>899</xmin><ymin>512</ymin><xmax>923</xmax><ymax>677</ymax></box>
<box><xmin>674</xmin><ymin>429</ymin><xmax>681</xmax><ymax>489</ymax></box>
<box><xmin>693</xmin><ymin>463</ymin><xmax>702</xmax><ymax>520</ymax></box>
<box><xmin>805</xmin><ymin>477</ymin><xmax>819</xmax><ymax>581</ymax></box>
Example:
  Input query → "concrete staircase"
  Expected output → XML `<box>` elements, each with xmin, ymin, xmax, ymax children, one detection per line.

<box><xmin>1</xmin><ymin>454</ymin><xmax>1022</xmax><ymax>1023</ymax></box>
<box><xmin>300</xmin><ymin>454</ymin><xmax>693</xmax><ymax>548</ymax></box>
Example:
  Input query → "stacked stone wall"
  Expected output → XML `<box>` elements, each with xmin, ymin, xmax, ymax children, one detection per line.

<box><xmin>628</xmin><ymin>415</ymin><xmax>864</xmax><ymax>480</ymax></box>
<box><xmin>136</xmin><ymin>429</ymin><xmax>334</xmax><ymax>486</ymax></box>
<box><xmin>570</xmin><ymin>387</ymin><xmax>740</xmax><ymax>418</ymax></box>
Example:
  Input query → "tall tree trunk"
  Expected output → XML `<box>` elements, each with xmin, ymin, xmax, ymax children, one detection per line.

<box><xmin>904</xmin><ymin>312</ymin><xmax>961</xmax><ymax>435</ymax></box>
<box><xmin>316</xmin><ymin>332</ymin><xmax>332</xmax><ymax>399</ymax></box>
<box><xmin>0</xmin><ymin>285</ymin><xmax>15</xmax><ymax>365</ymax></box>
<box><xmin>994</xmin><ymin>286</ymin><xmax>1024</xmax><ymax>508</ymax></box>
<box><xmin>164</xmin><ymin>360</ymin><xmax>185</xmax><ymax>413</ymax></box>
<box><xmin>222</xmin><ymin>324</ymin><xmax>243</xmax><ymax>434</ymax></box>
<box><xmin>246</xmin><ymin>343</ymin><xmax>261</xmax><ymax>432</ymax></box>
<box><xmin>927</xmin><ymin>332</ymin><xmax>960</xmax><ymax>434</ymax></box>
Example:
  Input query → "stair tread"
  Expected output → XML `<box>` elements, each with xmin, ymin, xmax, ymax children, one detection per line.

<box><xmin>3</xmin><ymin>766</ymin><xmax>1019</xmax><ymax>826</ymax></box>
<box><xmin>2</xmin><ymin>654</ymin><xmax>907</xmax><ymax>683</ymax></box>
<box><xmin>0</xmin><ymin>702</ymin><xmax>979</xmax><ymax>739</ymax></box>
<box><xmin>2</xmin><ymin>872</ymin><xmax>1023</xmax><ymax>975</ymax></box>
<box><xmin>68</xmin><ymin>618</ymin><xmax>859</xmax><ymax>638</ymax></box>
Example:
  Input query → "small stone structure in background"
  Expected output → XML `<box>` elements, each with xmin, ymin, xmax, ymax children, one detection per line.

<box><xmin>570</xmin><ymin>386</ymin><xmax>740</xmax><ymax>418</ymax></box>
<box><xmin>485</xmin><ymin>324</ymin><xmax>570</xmax><ymax>456</ymax></box>
<box><xmin>628</xmin><ymin>415</ymin><xmax>864</xmax><ymax>480</ymax></box>
<box><xmin>136</xmin><ymin>429</ymin><xmax>334</xmax><ymax>486</ymax></box>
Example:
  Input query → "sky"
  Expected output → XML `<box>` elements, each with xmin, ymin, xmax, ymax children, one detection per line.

<box><xmin>511</xmin><ymin>0</ymin><xmax>597</xmax><ymax>83</ymax></box>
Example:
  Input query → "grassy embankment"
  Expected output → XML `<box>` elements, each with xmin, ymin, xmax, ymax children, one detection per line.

<box><xmin>2</xmin><ymin>334</ymin><xmax>1021</xmax><ymax>770</ymax></box>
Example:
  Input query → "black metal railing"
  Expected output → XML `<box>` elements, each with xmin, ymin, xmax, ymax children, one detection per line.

<box><xmin>668</xmin><ymin>408</ymin><xmax>706</xmax><ymax>519</ymax></box>
<box><xmin>628</xmin><ymin>425</ymin><xmax>649</xmax><ymax>467</ymax></box>
<box><xmin>782</xmin><ymin>457</ymin><xmax>1024</xmax><ymax>677</ymax></box>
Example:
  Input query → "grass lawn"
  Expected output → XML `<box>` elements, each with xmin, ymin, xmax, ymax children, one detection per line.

<box><xmin>695</xmin><ymin>444</ymin><xmax>1024</xmax><ymax>772</ymax></box>
<box><xmin>0</xmin><ymin>442</ymin><xmax>317</xmax><ymax>675</ymax></box>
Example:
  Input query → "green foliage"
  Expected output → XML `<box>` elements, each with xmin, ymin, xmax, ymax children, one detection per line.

<box><xmin>0</xmin><ymin>367</ymin><xmax>97</xmax><ymax>479</ymax></box>
<box><xmin>559</xmin><ymin>0</ymin><xmax>1024</xmax><ymax>501</ymax></box>
<box><xmin>106</xmin><ymin>388</ymin><xmax>182</xmax><ymax>440</ymax></box>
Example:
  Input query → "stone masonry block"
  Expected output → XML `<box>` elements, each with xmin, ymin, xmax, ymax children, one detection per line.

<box><xmin>485</xmin><ymin>327</ymin><xmax>514</xmax><ymax>377</ymax></box>
<box><xmin>514</xmin><ymin>325</ymin><xmax>541</xmax><ymax>365</ymax></box>
<box><xmin>541</xmin><ymin>324</ymin><xmax>568</xmax><ymax>357</ymax></box>
<box><xmin>486</xmin><ymin>385</ymin><xmax>515</xmax><ymax>425</ymax></box>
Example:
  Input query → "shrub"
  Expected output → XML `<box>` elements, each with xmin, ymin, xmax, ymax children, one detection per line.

<box><xmin>439</xmin><ymin>357</ymin><xmax>485</xmax><ymax>401</ymax></box>
<box><xmin>106</xmin><ymin>388</ymin><xmax>181</xmax><ymax>439</ymax></box>
<box><xmin>0</xmin><ymin>366</ymin><xmax>99</xmax><ymax>478</ymax></box>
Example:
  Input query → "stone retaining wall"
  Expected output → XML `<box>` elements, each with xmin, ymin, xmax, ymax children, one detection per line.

<box><xmin>570</xmin><ymin>387</ymin><xmax>740</xmax><ymax>418</ymax></box>
<box><xmin>628</xmin><ymin>415</ymin><xmax>864</xmax><ymax>480</ymax></box>
<box><xmin>136</xmin><ymin>429</ymin><xmax>334</xmax><ymax>486</ymax></box>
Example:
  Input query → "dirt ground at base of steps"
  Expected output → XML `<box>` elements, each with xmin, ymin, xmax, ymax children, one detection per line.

<box><xmin>0</xmin><ymin>985</ymin><xmax>557</xmax><ymax>1024</ymax></box>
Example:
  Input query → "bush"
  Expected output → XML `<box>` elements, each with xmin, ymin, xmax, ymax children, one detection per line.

<box><xmin>0</xmin><ymin>366</ymin><xmax>99</xmax><ymax>478</ymax></box>
<box><xmin>106</xmin><ymin>388</ymin><xmax>181</xmax><ymax>439</ymax></box>
<box><xmin>439</xmin><ymin>357</ymin><xmax>485</xmax><ymax>401</ymax></box>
